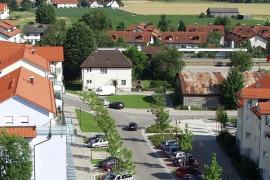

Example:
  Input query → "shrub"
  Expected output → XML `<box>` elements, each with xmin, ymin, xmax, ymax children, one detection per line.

<box><xmin>149</xmin><ymin>80</ymin><xmax>172</xmax><ymax>89</ymax></box>
<box><xmin>148</xmin><ymin>134</ymin><xmax>177</xmax><ymax>148</ymax></box>
<box><xmin>146</xmin><ymin>123</ymin><xmax>173</xmax><ymax>133</ymax></box>
<box><xmin>198</xmin><ymin>12</ymin><xmax>206</xmax><ymax>18</ymax></box>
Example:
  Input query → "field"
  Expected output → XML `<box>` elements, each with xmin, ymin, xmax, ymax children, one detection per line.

<box><xmin>11</xmin><ymin>8</ymin><xmax>266</xmax><ymax>30</ymax></box>
<box><xmin>121</xmin><ymin>0</ymin><xmax>270</xmax><ymax>15</ymax></box>
<box><xmin>108</xmin><ymin>95</ymin><xmax>153</xmax><ymax>109</ymax></box>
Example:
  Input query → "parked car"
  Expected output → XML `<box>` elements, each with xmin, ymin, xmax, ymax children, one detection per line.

<box><xmin>164</xmin><ymin>146</ymin><xmax>180</xmax><ymax>157</ymax></box>
<box><xmin>160</xmin><ymin>140</ymin><xmax>178</xmax><ymax>150</ymax></box>
<box><xmin>173</xmin><ymin>154</ymin><xmax>198</xmax><ymax>167</ymax></box>
<box><xmin>97</xmin><ymin>157</ymin><xmax>119</xmax><ymax>171</ymax></box>
<box><xmin>104</xmin><ymin>172</ymin><xmax>133</xmax><ymax>180</ymax></box>
<box><xmin>109</xmin><ymin>102</ymin><xmax>125</xmax><ymax>109</ymax></box>
<box><xmin>176</xmin><ymin>166</ymin><xmax>203</xmax><ymax>179</ymax></box>
<box><xmin>86</xmin><ymin>138</ymin><xmax>108</xmax><ymax>148</ymax></box>
<box><xmin>128</xmin><ymin>122</ymin><xmax>138</xmax><ymax>131</ymax></box>
<box><xmin>84</xmin><ymin>134</ymin><xmax>105</xmax><ymax>144</ymax></box>
<box><xmin>170</xmin><ymin>151</ymin><xmax>186</xmax><ymax>160</ymax></box>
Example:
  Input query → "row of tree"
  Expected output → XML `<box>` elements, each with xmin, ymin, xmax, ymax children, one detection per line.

<box><xmin>79</xmin><ymin>91</ymin><xmax>134</xmax><ymax>173</ymax></box>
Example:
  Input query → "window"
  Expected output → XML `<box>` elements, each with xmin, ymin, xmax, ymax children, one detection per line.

<box><xmin>86</xmin><ymin>80</ymin><xmax>92</xmax><ymax>84</ymax></box>
<box><xmin>245</xmin><ymin>132</ymin><xmax>251</xmax><ymax>138</ymax></box>
<box><xmin>4</xmin><ymin>116</ymin><xmax>13</xmax><ymax>124</ymax></box>
<box><xmin>263</xmin><ymin>151</ymin><xmax>268</xmax><ymax>158</ymax></box>
<box><xmin>247</xmin><ymin>100</ymin><xmax>252</xmax><ymax>108</ymax></box>
<box><xmin>19</xmin><ymin>116</ymin><xmax>29</xmax><ymax>124</ymax></box>
<box><xmin>100</xmin><ymin>68</ymin><xmax>107</xmax><ymax>74</ymax></box>
<box><xmin>255</xmin><ymin>37</ymin><xmax>257</xmax><ymax>42</ymax></box>
<box><xmin>87</xmin><ymin>68</ymin><xmax>91</xmax><ymax>72</ymax></box>
<box><xmin>121</xmin><ymin>80</ymin><xmax>126</xmax><ymax>85</ymax></box>
<box><xmin>265</xmin><ymin>116</ymin><xmax>270</xmax><ymax>126</ymax></box>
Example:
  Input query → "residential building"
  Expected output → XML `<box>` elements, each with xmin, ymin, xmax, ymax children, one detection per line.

<box><xmin>236</xmin><ymin>75</ymin><xmax>270</xmax><ymax>180</ymax></box>
<box><xmin>81</xmin><ymin>49</ymin><xmax>132</xmax><ymax>92</ymax></box>
<box><xmin>206</xmin><ymin>8</ymin><xmax>239</xmax><ymax>17</ymax></box>
<box><xmin>106</xmin><ymin>0</ymin><xmax>119</xmax><ymax>8</ymax></box>
<box><xmin>175</xmin><ymin>71</ymin><xmax>265</xmax><ymax>109</ymax></box>
<box><xmin>0</xmin><ymin>67</ymin><xmax>67</xmax><ymax>180</ymax></box>
<box><xmin>51</xmin><ymin>0</ymin><xmax>78</xmax><ymax>8</ymax></box>
<box><xmin>23</xmin><ymin>24</ymin><xmax>49</xmax><ymax>45</ymax></box>
<box><xmin>0</xmin><ymin>20</ymin><xmax>22</xmax><ymax>43</ymax></box>
<box><xmin>0</xmin><ymin>3</ymin><xmax>9</xmax><ymax>19</ymax></box>
<box><xmin>227</xmin><ymin>25</ymin><xmax>270</xmax><ymax>49</ymax></box>
<box><xmin>89</xmin><ymin>0</ymin><xmax>103</xmax><ymax>8</ymax></box>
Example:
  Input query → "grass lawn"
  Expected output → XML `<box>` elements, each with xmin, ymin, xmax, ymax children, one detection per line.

<box><xmin>108</xmin><ymin>95</ymin><xmax>153</xmax><ymax>109</ymax></box>
<box><xmin>90</xmin><ymin>159</ymin><xmax>103</xmax><ymax>166</ymax></box>
<box><xmin>75</xmin><ymin>109</ymin><xmax>102</xmax><ymax>132</ymax></box>
<box><xmin>142</xmin><ymin>80</ymin><xmax>150</xmax><ymax>89</ymax></box>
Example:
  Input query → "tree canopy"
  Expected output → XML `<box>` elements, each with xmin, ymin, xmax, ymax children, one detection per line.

<box><xmin>123</xmin><ymin>47</ymin><xmax>148</xmax><ymax>80</ymax></box>
<box><xmin>177</xmin><ymin>20</ymin><xmax>186</xmax><ymax>31</ymax></box>
<box><xmin>35</xmin><ymin>4</ymin><xmax>56</xmax><ymax>24</ymax></box>
<box><xmin>0</xmin><ymin>132</ymin><xmax>32</xmax><ymax>180</ymax></box>
<box><xmin>21</xmin><ymin>0</ymin><xmax>32</xmax><ymax>11</ymax></box>
<box><xmin>64</xmin><ymin>22</ymin><xmax>96</xmax><ymax>79</ymax></box>
<box><xmin>158</xmin><ymin>14</ymin><xmax>171</xmax><ymax>32</ymax></box>
<box><xmin>216</xmin><ymin>106</ymin><xmax>228</xmax><ymax>131</ymax></box>
<box><xmin>203</xmin><ymin>153</ymin><xmax>222</xmax><ymax>180</ymax></box>
<box><xmin>230</xmin><ymin>51</ymin><xmax>253</xmax><ymax>72</ymax></box>
<box><xmin>80</xmin><ymin>9</ymin><xmax>112</xmax><ymax>32</ymax></box>
<box><xmin>116</xmin><ymin>22</ymin><xmax>125</xmax><ymax>31</ymax></box>
<box><xmin>214</xmin><ymin>16</ymin><xmax>233</xmax><ymax>33</ymax></box>
<box><xmin>151</xmin><ymin>48</ymin><xmax>185</xmax><ymax>81</ymax></box>
<box><xmin>221</xmin><ymin>68</ymin><xmax>244</xmax><ymax>109</ymax></box>
<box><xmin>207</xmin><ymin>32</ymin><xmax>221</xmax><ymax>47</ymax></box>
<box><xmin>179</xmin><ymin>124</ymin><xmax>193</xmax><ymax>152</ymax></box>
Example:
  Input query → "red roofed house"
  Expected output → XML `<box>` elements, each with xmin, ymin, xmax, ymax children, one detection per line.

<box><xmin>236</xmin><ymin>75</ymin><xmax>270</xmax><ymax>180</ymax></box>
<box><xmin>0</xmin><ymin>3</ymin><xmax>9</xmax><ymax>19</ymax></box>
<box><xmin>227</xmin><ymin>25</ymin><xmax>270</xmax><ymax>49</ymax></box>
<box><xmin>0</xmin><ymin>20</ymin><xmax>22</xmax><ymax>43</ymax></box>
<box><xmin>175</xmin><ymin>71</ymin><xmax>265</xmax><ymax>109</ymax></box>
<box><xmin>0</xmin><ymin>67</ymin><xmax>67</xmax><ymax>180</ymax></box>
<box><xmin>51</xmin><ymin>0</ymin><xmax>78</xmax><ymax>8</ymax></box>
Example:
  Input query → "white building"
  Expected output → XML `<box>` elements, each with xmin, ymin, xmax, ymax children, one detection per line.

<box><xmin>236</xmin><ymin>75</ymin><xmax>270</xmax><ymax>180</ymax></box>
<box><xmin>89</xmin><ymin>0</ymin><xmax>103</xmax><ymax>8</ymax></box>
<box><xmin>0</xmin><ymin>3</ymin><xmax>9</xmax><ymax>19</ymax></box>
<box><xmin>52</xmin><ymin>0</ymin><xmax>78</xmax><ymax>8</ymax></box>
<box><xmin>23</xmin><ymin>24</ymin><xmax>49</xmax><ymax>45</ymax></box>
<box><xmin>81</xmin><ymin>49</ymin><xmax>132</xmax><ymax>92</ymax></box>
<box><xmin>0</xmin><ymin>20</ymin><xmax>22</xmax><ymax>43</ymax></box>
<box><xmin>106</xmin><ymin>0</ymin><xmax>119</xmax><ymax>8</ymax></box>
<box><xmin>0</xmin><ymin>67</ymin><xmax>66</xmax><ymax>180</ymax></box>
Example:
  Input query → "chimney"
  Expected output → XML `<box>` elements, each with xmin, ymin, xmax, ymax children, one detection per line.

<box><xmin>31</xmin><ymin>48</ymin><xmax>35</xmax><ymax>55</ymax></box>
<box><xmin>29</xmin><ymin>76</ymin><xmax>34</xmax><ymax>84</ymax></box>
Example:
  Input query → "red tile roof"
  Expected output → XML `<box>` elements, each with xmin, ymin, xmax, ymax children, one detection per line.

<box><xmin>108</xmin><ymin>31</ymin><xmax>152</xmax><ymax>44</ymax></box>
<box><xmin>0</xmin><ymin>3</ymin><xmax>8</xmax><ymax>12</ymax></box>
<box><xmin>0</xmin><ymin>126</ymin><xmax>36</xmax><ymax>138</ymax></box>
<box><xmin>161</xmin><ymin>32</ymin><xmax>207</xmax><ymax>44</ymax></box>
<box><xmin>52</xmin><ymin>0</ymin><xmax>78</xmax><ymax>4</ymax></box>
<box><xmin>0</xmin><ymin>20</ymin><xmax>21</xmax><ymax>37</ymax></box>
<box><xmin>250</xmin><ymin>102</ymin><xmax>270</xmax><ymax>118</ymax></box>
<box><xmin>0</xmin><ymin>67</ymin><xmax>56</xmax><ymax>113</ymax></box>
<box><xmin>126</xmin><ymin>23</ymin><xmax>160</xmax><ymax>37</ymax></box>
<box><xmin>35</xmin><ymin>47</ymin><xmax>64</xmax><ymax>62</ymax></box>
<box><xmin>186</xmin><ymin>25</ymin><xmax>225</xmax><ymax>36</ymax></box>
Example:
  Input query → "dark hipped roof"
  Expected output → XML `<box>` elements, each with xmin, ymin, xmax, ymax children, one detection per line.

<box><xmin>80</xmin><ymin>49</ymin><xmax>132</xmax><ymax>68</ymax></box>
<box><xmin>207</xmin><ymin>8</ymin><xmax>239</xmax><ymax>13</ymax></box>
<box><xmin>23</xmin><ymin>24</ymin><xmax>49</xmax><ymax>34</ymax></box>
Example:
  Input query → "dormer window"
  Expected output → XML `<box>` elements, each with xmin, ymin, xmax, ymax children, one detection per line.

<box><xmin>112</xmin><ymin>34</ymin><xmax>117</xmax><ymax>40</ymax></box>
<box><xmin>213</xmin><ymin>29</ymin><xmax>219</xmax><ymax>32</ymax></box>
<box><xmin>189</xmin><ymin>28</ymin><xmax>196</xmax><ymax>32</ymax></box>
<box><xmin>165</xmin><ymin>35</ymin><xmax>173</xmax><ymax>41</ymax></box>
<box><xmin>135</xmin><ymin>35</ymin><xmax>143</xmax><ymax>41</ymax></box>
<box><xmin>190</xmin><ymin>36</ymin><xmax>200</xmax><ymax>41</ymax></box>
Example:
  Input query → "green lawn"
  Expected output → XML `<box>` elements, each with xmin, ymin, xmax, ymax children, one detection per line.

<box><xmin>142</xmin><ymin>80</ymin><xmax>150</xmax><ymax>89</ymax></box>
<box><xmin>108</xmin><ymin>95</ymin><xmax>153</xmax><ymax>109</ymax></box>
<box><xmin>90</xmin><ymin>159</ymin><xmax>103</xmax><ymax>166</ymax></box>
<box><xmin>11</xmin><ymin>8</ymin><xmax>266</xmax><ymax>29</ymax></box>
<box><xmin>75</xmin><ymin>109</ymin><xmax>102</xmax><ymax>132</ymax></box>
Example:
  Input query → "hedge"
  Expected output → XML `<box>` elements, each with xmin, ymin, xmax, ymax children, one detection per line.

<box><xmin>148</xmin><ymin>134</ymin><xmax>177</xmax><ymax>148</ymax></box>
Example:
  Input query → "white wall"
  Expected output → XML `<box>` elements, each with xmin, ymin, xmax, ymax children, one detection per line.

<box><xmin>165</xmin><ymin>43</ymin><xmax>200</xmax><ymax>48</ymax></box>
<box><xmin>23</xmin><ymin>34</ymin><xmax>42</xmax><ymax>45</ymax></box>
<box><xmin>30</xmin><ymin>135</ymin><xmax>67</xmax><ymax>180</ymax></box>
<box><xmin>249</xmin><ymin>36</ymin><xmax>268</xmax><ymax>49</ymax></box>
<box><xmin>0</xmin><ymin>8</ymin><xmax>9</xmax><ymax>19</ymax></box>
<box><xmin>82</xmin><ymin>67</ymin><xmax>132</xmax><ymax>91</ymax></box>
<box><xmin>0</xmin><ymin>33</ymin><xmax>22</xmax><ymax>43</ymax></box>
<box><xmin>56</xmin><ymin>3</ymin><xmax>77</xmax><ymax>8</ymax></box>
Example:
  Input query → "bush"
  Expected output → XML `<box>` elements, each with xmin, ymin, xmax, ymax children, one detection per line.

<box><xmin>146</xmin><ymin>123</ymin><xmax>173</xmax><ymax>133</ymax></box>
<box><xmin>198</xmin><ymin>12</ymin><xmax>206</xmax><ymax>18</ymax></box>
<box><xmin>149</xmin><ymin>80</ymin><xmax>172</xmax><ymax>89</ymax></box>
<box><xmin>148</xmin><ymin>134</ymin><xmax>177</xmax><ymax>148</ymax></box>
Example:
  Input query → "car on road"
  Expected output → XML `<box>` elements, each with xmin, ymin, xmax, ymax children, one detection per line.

<box><xmin>176</xmin><ymin>166</ymin><xmax>203</xmax><ymax>179</ymax></box>
<box><xmin>104</xmin><ymin>172</ymin><xmax>133</xmax><ymax>180</ymax></box>
<box><xmin>97</xmin><ymin>157</ymin><xmax>119</xmax><ymax>171</ymax></box>
<box><xmin>164</xmin><ymin>146</ymin><xmax>180</xmax><ymax>157</ymax></box>
<box><xmin>85</xmin><ymin>138</ymin><xmax>108</xmax><ymax>148</ymax></box>
<box><xmin>109</xmin><ymin>102</ymin><xmax>125</xmax><ymax>109</ymax></box>
<box><xmin>84</xmin><ymin>134</ymin><xmax>105</xmax><ymax>144</ymax></box>
<box><xmin>128</xmin><ymin>122</ymin><xmax>138</xmax><ymax>131</ymax></box>
<box><xmin>160</xmin><ymin>140</ymin><xmax>178</xmax><ymax>150</ymax></box>
<box><xmin>170</xmin><ymin>151</ymin><xmax>186</xmax><ymax>160</ymax></box>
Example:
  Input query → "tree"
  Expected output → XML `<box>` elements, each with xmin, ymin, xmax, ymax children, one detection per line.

<box><xmin>214</xmin><ymin>16</ymin><xmax>233</xmax><ymax>33</ymax></box>
<box><xmin>35</xmin><ymin>0</ymin><xmax>44</xmax><ymax>7</ymax></box>
<box><xmin>64</xmin><ymin>22</ymin><xmax>96</xmax><ymax>79</ymax></box>
<box><xmin>80</xmin><ymin>9</ymin><xmax>112</xmax><ymax>32</ymax></box>
<box><xmin>158</xmin><ymin>14</ymin><xmax>171</xmax><ymax>31</ymax></box>
<box><xmin>216</xmin><ymin>106</ymin><xmax>228</xmax><ymax>131</ymax></box>
<box><xmin>35</xmin><ymin>4</ymin><xmax>56</xmax><ymax>24</ymax></box>
<box><xmin>207</xmin><ymin>32</ymin><xmax>221</xmax><ymax>47</ymax></box>
<box><xmin>9</xmin><ymin>0</ymin><xmax>18</xmax><ymax>10</ymax></box>
<box><xmin>199</xmin><ymin>12</ymin><xmax>206</xmax><ymax>18</ymax></box>
<box><xmin>151</xmin><ymin>48</ymin><xmax>185</xmax><ymax>81</ymax></box>
<box><xmin>95</xmin><ymin>32</ymin><xmax>117</xmax><ymax>48</ymax></box>
<box><xmin>116</xmin><ymin>22</ymin><xmax>125</xmax><ymax>31</ymax></box>
<box><xmin>177</xmin><ymin>19</ymin><xmax>186</xmax><ymax>31</ymax></box>
<box><xmin>230</xmin><ymin>51</ymin><xmax>252</xmax><ymax>72</ymax></box>
<box><xmin>264</xmin><ymin>20</ymin><xmax>270</xmax><ymax>26</ymax></box>
<box><xmin>115</xmin><ymin>147</ymin><xmax>135</xmax><ymax>173</ymax></box>
<box><xmin>123</xmin><ymin>47</ymin><xmax>148</xmax><ymax>79</ymax></box>
<box><xmin>221</xmin><ymin>68</ymin><xmax>244</xmax><ymax>109</ymax></box>
<box><xmin>0</xmin><ymin>132</ymin><xmax>32</xmax><ymax>180</ymax></box>
<box><xmin>203</xmin><ymin>153</ymin><xmax>222</xmax><ymax>180</ymax></box>
<box><xmin>21</xmin><ymin>0</ymin><xmax>32</xmax><ymax>11</ymax></box>
<box><xmin>40</xmin><ymin>20</ymin><xmax>66</xmax><ymax>46</ymax></box>
<box><xmin>179</xmin><ymin>124</ymin><xmax>193</xmax><ymax>152</ymax></box>
<box><xmin>80</xmin><ymin>0</ymin><xmax>89</xmax><ymax>7</ymax></box>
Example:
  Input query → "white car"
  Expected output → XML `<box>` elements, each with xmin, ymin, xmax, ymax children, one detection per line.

<box><xmin>86</xmin><ymin>139</ymin><xmax>108</xmax><ymax>148</ymax></box>
<box><xmin>170</xmin><ymin>151</ymin><xmax>186</xmax><ymax>160</ymax></box>
<box><xmin>104</xmin><ymin>172</ymin><xmax>133</xmax><ymax>180</ymax></box>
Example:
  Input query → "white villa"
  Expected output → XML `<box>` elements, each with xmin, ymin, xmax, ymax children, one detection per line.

<box><xmin>0</xmin><ymin>3</ymin><xmax>9</xmax><ymax>19</ymax></box>
<box><xmin>0</xmin><ymin>20</ymin><xmax>22</xmax><ymax>43</ymax></box>
<box><xmin>51</xmin><ymin>0</ymin><xmax>78</xmax><ymax>8</ymax></box>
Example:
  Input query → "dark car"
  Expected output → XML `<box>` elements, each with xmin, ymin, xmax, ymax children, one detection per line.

<box><xmin>109</xmin><ymin>102</ymin><xmax>125</xmax><ymax>109</ymax></box>
<box><xmin>176</xmin><ymin>166</ymin><xmax>202</xmax><ymax>179</ymax></box>
<box><xmin>97</xmin><ymin>157</ymin><xmax>119</xmax><ymax>171</ymax></box>
<box><xmin>128</xmin><ymin>122</ymin><xmax>138</xmax><ymax>131</ymax></box>
<box><xmin>84</xmin><ymin>134</ymin><xmax>105</xmax><ymax>144</ymax></box>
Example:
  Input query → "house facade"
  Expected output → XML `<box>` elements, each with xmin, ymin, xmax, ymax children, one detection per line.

<box><xmin>206</xmin><ymin>8</ymin><xmax>239</xmax><ymax>17</ymax></box>
<box><xmin>236</xmin><ymin>76</ymin><xmax>270</xmax><ymax>180</ymax></box>
<box><xmin>0</xmin><ymin>3</ymin><xmax>9</xmax><ymax>19</ymax></box>
<box><xmin>89</xmin><ymin>0</ymin><xmax>103</xmax><ymax>8</ymax></box>
<box><xmin>0</xmin><ymin>67</ymin><xmax>67</xmax><ymax>180</ymax></box>
<box><xmin>106</xmin><ymin>0</ymin><xmax>119</xmax><ymax>8</ymax></box>
<box><xmin>175</xmin><ymin>71</ymin><xmax>265</xmax><ymax>109</ymax></box>
<box><xmin>51</xmin><ymin>0</ymin><xmax>78</xmax><ymax>8</ymax></box>
<box><xmin>0</xmin><ymin>20</ymin><xmax>22</xmax><ymax>43</ymax></box>
<box><xmin>23</xmin><ymin>24</ymin><xmax>49</xmax><ymax>45</ymax></box>
<box><xmin>81</xmin><ymin>49</ymin><xmax>132</xmax><ymax>92</ymax></box>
